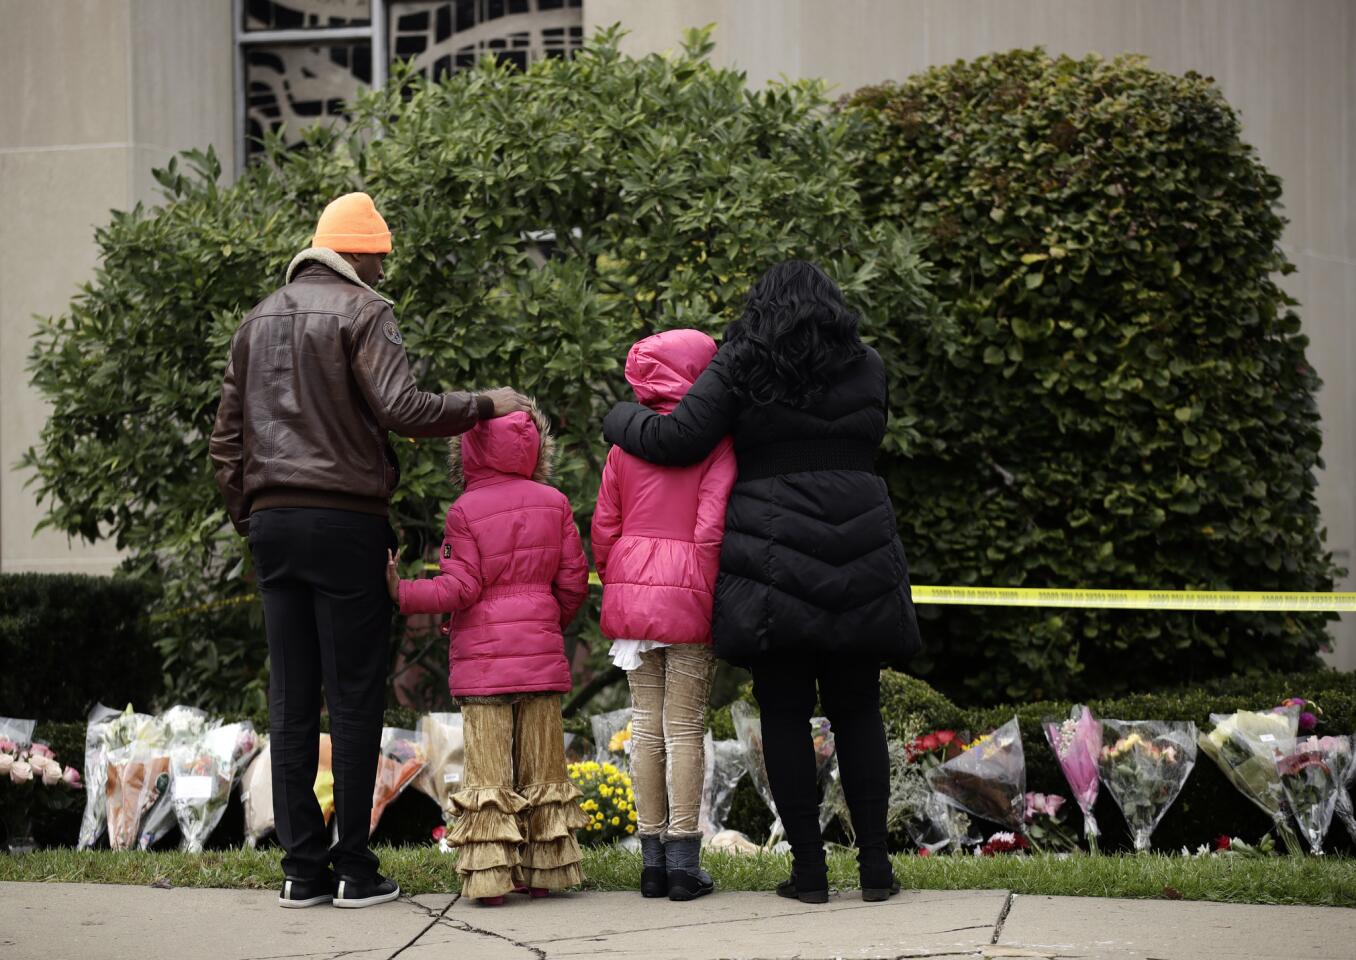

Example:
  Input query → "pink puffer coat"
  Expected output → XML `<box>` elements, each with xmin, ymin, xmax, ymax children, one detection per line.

<box><xmin>398</xmin><ymin>408</ymin><xmax>588</xmax><ymax>698</ymax></box>
<box><xmin>591</xmin><ymin>329</ymin><xmax>737</xmax><ymax>645</ymax></box>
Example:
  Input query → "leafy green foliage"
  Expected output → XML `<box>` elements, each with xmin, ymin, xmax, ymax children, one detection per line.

<box><xmin>21</xmin><ymin>27</ymin><xmax>931</xmax><ymax>712</ymax></box>
<box><xmin>843</xmin><ymin>49</ymin><xmax>1338</xmax><ymax>702</ymax></box>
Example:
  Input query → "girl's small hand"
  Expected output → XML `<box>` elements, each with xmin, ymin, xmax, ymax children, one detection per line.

<box><xmin>385</xmin><ymin>549</ymin><xmax>401</xmax><ymax>602</ymax></box>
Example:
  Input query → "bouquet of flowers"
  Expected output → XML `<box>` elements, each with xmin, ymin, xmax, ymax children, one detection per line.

<box><xmin>697</xmin><ymin>732</ymin><xmax>747</xmax><ymax>838</ymax></box>
<box><xmin>1198</xmin><ymin>707</ymin><xmax>1303</xmax><ymax>853</ymax></box>
<box><xmin>412</xmin><ymin>713</ymin><xmax>464</xmax><ymax>824</ymax></box>
<box><xmin>1334</xmin><ymin>732</ymin><xmax>1356</xmax><ymax>845</ymax></box>
<box><xmin>132</xmin><ymin>706</ymin><xmax>218</xmax><ymax>849</ymax></box>
<box><xmin>1272</xmin><ymin>735</ymin><xmax>1353</xmax><ymax>855</ymax></box>
<box><xmin>927</xmin><ymin>718</ymin><xmax>1026</xmax><ymax>833</ymax></box>
<box><xmin>730</xmin><ymin>701</ymin><xmax>782</xmax><ymax>843</ymax></box>
<box><xmin>591</xmin><ymin>708</ymin><xmax>633</xmax><ymax>771</ymax></box>
<box><xmin>1</xmin><ymin>719</ymin><xmax>82</xmax><ymax>853</ymax></box>
<box><xmin>77</xmin><ymin>704</ymin><xmax>136</xmax><ymax>849</ymax></box>
<box><xmin>1097</xmin><ymin>719</ymin><xmax>1197</xmax><ymax>852</ymax></box>
<box><xmin>240</xmin><ymin>737</ymin><xmax>272</xmax><ymax>847</ymax></box>
<box><xmin>370</xmin><ymin>728</ymin><xmax>426</xmax><ymax>835</ymax></box>
<box><xmin>978</xmin><ymin>831</ymin><xmax>1031</xmax><ymax>856</ymax></box>
<box><xmin>567</xmin><ymin>760</ymin><xmax>636</xmax><ymax>843</ymax></box>
<box><xmin>240</xmin><ymin>734</ymin><xmax>334</xmax><ymax>845</ymax></box>
<box><xmin>1023</xmin><ymin>791</ymin><xmax>1079</xmax><ymax>853</ymax></box>
<box><xmin>1043</xmin><ymin>705</ymin><xmax>1103</xmax><ymax>853</ymax></box>
<box><xmin>169</xmin><ymin>722</ymin><xmax>259</xmax><ymax>852</ymax></box>
<box><xmin>888</xmin><ymin>730</ymin><xmax>973</xmax><ymax>853</ymax></box>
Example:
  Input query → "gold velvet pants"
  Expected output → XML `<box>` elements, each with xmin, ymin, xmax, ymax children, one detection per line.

<box><xmin>626</xmin><ymin>644</ymin><xmax>716</xmax><ymax>840</ymax></box>
<box><xmin>447</xmin><ymin>695</ymin><xmax>589</xmax><ymax>899</ymax></box>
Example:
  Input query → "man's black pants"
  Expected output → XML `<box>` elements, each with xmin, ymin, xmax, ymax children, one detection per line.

<box><xmin>750</xmin><ymin>655</ymin><xmax>890</xmax><ymax>875</ymax></box>
<box><xmin>250</xmin><ymin>507</ymin><xmax>395</xmax><ymax>882</ymax></box>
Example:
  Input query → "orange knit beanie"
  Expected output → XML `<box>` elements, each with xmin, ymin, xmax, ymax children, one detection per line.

<box><xmin>311</xmin><ymin>192</ymin><xmax>392</xmax><ymax>254</ymax></box>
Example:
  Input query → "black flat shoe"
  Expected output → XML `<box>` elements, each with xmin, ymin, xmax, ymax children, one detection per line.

<box><xmin>278</xmin><ymin>873</ymin><xmax>335</xmax><ymax>908</ymax></box>
<box><xmin>334</xmin><ymin>873</ymin><xmax>400</xmax><ymax>909</ymax></box>
<box><xmin>775</xmin><ymin>869</ymin><xmax>829</xmax><ymax>904</ymax></box>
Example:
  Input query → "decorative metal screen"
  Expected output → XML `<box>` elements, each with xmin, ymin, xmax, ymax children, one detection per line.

<box><xmin>235</xmin><ymin>0</ymin><xmax>582</xmax><ymax>169</ymax></box>
<box><xmin>244</xmin><ymin>0</ymin><xmax>372</xmax><ymax>31</ymax></box>
<box><xmin>390</xmin><ymin>0</ymin><xmax>583</xmax><ymax>77</ymax></box>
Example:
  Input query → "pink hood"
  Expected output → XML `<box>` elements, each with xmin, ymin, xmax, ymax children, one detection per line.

<box><xmin>592</xmin><ymin>329</ymin><xmax>736</xmax><ymax>646</ymax></box>
<box><xmin>397</xmin><ymin>407</ymin><xmax>588</xmax><ymax>698</ymax></box>
<box><xmin>626</xmin><ymin>329</ymin><xmax>718</xmax><ymax>413</ymax></box>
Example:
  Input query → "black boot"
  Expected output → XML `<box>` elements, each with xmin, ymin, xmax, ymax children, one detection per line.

<box><xmin>859</xmin><ymin>849</ymin><xmax>900</xmax><ymax>902</ymax></box>
<box><xmin>775</xmin><ymin>861</ymin><xmax>829</xmax><ymax>905</ymax></box>
<box><xmin>639</xmin><ymin>834</ymin><xmax>667</xmax><ymax>898</ymax></box>
<box><xmin>665</xmin><ymin>836</ymin><xmax>714</xmax><ymax>901</ymax></box>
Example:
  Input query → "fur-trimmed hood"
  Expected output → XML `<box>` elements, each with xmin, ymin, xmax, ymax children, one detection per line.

<box><xmin>286</xmin><ymin>246</ymin><xmax>393</xmax><ymax>304</ymax></box>
<box><xmin>448</xmin><ymin>400</ymin><xmax>555</xmax><ymax>488</ymax></box>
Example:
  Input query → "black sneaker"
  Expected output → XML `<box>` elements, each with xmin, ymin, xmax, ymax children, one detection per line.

<box><xmin>278</xmin><ymin>874</ymin><xmax>336</xmax><ymax>909</ymax></box>
<box><xmin>334</xmin><ymin>874</ymin><xmax>401</xmax><ymax>909</ymax></box>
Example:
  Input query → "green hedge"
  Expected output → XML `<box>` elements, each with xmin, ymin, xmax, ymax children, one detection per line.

<box><xmin>844</xmin><ymin>49</ymin><xmax>1336</xmax><ymax>703</ymax></box>
<box><xmin>0</xmin><ymin>574</ymin><xmax>163</xmax><ymax>721</ymax></box>
<box><xmin>712</xmin><ymin>669</ymin><xmax>1356</xmax><ymax>853</ymax></box>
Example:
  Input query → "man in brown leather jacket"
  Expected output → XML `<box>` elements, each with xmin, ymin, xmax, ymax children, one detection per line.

<box><xmin>209</xmin><ymin>192</ymin><xmax>526</xmax><ymax>909</ymax></box>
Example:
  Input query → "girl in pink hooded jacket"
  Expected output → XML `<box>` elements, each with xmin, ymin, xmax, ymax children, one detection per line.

<box><xmin>592</xmin><ymin>329</ymin><xmax>737</xmax><ymax>901</ymax></box>
<box><xmin>387</xmin><ymin>405</ymin><xmax>590</xmax><ymax>906</ymax></box>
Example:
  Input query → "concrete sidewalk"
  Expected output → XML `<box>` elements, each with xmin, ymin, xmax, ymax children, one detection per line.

<box><xmin>2</xmin><ymin>882</ymin><xmax>1352</xmax><ymax>960</ymax></box>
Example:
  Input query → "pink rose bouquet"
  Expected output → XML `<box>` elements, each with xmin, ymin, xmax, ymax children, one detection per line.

<box><xmin>1</xmin><ymin>718</ymin><xmax>85</xmax><ymax>854</ymax></box>
<box><xmin>1272</xmin><ymin>735</ymin><xmax>1353</xmax><ymax>855</ymax></box>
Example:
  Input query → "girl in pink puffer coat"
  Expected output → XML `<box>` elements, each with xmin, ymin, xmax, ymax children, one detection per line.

<box><xmin>591</xmin><ymin>329</ymin><xmax>737</xmax><ymax>901</ymax></box>
<box><xmin>388</xmin><ymin>404</ymin><xmax>590</xmax><ymax>906</ymax></box>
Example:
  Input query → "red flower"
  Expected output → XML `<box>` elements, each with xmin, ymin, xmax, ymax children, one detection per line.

<box><xmin>917</xmin><ymin>848</ymin><xmax>933</xmax><ymax>857</ymax></box>
<box><xmin>432</xmin><ymin>825</ymin><xmax>447</xmax><ymax>842</ymax></box>
<box><xmin>920</xmin><ymin>733</ymin><xmax>941</xmax><ymax>751</ymax></box>
<box><xmin>1213</xmin><ymin>835</ymin><xmax>1231</xmax><ymax>851</ymax></box>
<box><xmin>935</xmin><ymin>730</ymin><xmax>957</xmax><ymax>746</ymax></box>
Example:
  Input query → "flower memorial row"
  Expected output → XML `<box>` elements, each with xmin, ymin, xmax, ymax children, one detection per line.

<box><xmin>3</xmin><ymin>695</ymin><xmax>1353</xmax><ymax>857</ymax></box>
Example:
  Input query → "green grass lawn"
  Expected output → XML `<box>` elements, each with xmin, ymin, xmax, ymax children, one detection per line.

<box><xmin>2</xmin><ymin>846</ymin><xmax>1353</xmax><ymax>907</ymax></box>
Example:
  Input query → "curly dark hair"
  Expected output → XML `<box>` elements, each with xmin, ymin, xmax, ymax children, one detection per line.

<box><xmin>723</xmin><ymin>260</ymin><xmax>865</xmax><ymax>407</ymax></box>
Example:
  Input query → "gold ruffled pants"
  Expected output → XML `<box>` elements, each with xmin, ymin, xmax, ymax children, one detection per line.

<box><xmin>448</xmin><ymin>694</ymin><xmax>589</xmax><ymax>900</ymax></box>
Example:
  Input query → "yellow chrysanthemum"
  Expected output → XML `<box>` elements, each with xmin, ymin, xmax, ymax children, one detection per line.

<box><xmin>628</xmin><ymin>810</ymin><xmax>638</xmax><ymax>822</ymax></box>
<box><xmin>626</xmin><ymin>824</ymin><xmax>635</xmax><ymax>834</ymax></box>
<box><xmin>599</xmin><ymin>784</ymin><xmax>612</xmax><ymax>798</ymax></box>
<box><xmin>611</xmin><ymin>816</ymin><xmax>620</xmax><ymax>826</ymax></box>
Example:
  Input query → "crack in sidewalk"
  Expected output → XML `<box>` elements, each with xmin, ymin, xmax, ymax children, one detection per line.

<box><xmin>433</xmin><ymin>916</ymin><xmax>548</xmax><ymax>959</ymax></box>
<box><xmin>990</xmin><ymin>892</ymin><xmax>1016</xmax><ymax>945</ymax></box>
<box><xmin>387</xmin><ymin>894</ymin><xmax>458</xmax><ymax>959</ymax></box>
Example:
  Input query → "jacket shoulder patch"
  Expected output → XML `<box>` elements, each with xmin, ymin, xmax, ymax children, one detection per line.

<box><xmin>383</xmin><ymin>319</ymin><xmax>404</xmax><ymax>346</ymax></box>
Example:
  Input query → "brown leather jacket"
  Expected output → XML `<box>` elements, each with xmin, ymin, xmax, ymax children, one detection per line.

<box><xmin>209</xmin><ymin>249</ymin><xmax>491</xmax><ymax>533</ymax></box>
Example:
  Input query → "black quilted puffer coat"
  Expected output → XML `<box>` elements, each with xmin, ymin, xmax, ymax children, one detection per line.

<box><xmin>602</xmin><ymin>342</ymin><xmax>922</xmax><ymax>667</ymax></box>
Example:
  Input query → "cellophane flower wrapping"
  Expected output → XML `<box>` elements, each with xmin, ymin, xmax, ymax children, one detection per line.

<box><xmin>809</xmin><ymin>717</ymin><xmax>841</xmax><ymax>836</ymax></box>
<box><xmin>77</xmin><ymin>704</ymin><xmax>123</xmax><ymax>849</ymax></box>
<box><xmin>1198</xmin><ymin>707</ymin><xmax>1302</xmax><ymax>853</ymax></box>
<box><xmin>1334</xmin><ymin>732</ymin><xmax>1356</xmax><ymax>844</ymax></box>
<box><xmin>591</xmin><ymin>708</ymin><xmax>633</xmax><ymax>771</ymax></box>
<box><xmin>926</xmin><ymin>718</ymin><xmax>1026</xmax><ymax>832</ymax></box>
<box><xmin>0</xmin><ymin>718</ymin><xmax>36</xmax><ymax>751</ymax></box>
<box><xmin>888</xmin><ymin>733</ymin><xmax>972</xmax><ymax>853</ymax></box>
<box><xmin>1097</xmin><ymin>719</ymin><xmax>1197</xmax><ymax>852</ymax></box>
<box><xmin>239</xmin><ymin>735</ymin><xmax>271</xmax><ymax>847</ymax></box>
<box><xmin>97</xmin><ymin>705</ymin><xmax>161</xmax><ymax>850</ymax></box>
<box><xmin>370</xmin><ymin>728</ymin><xmax>425</xmax><ymax>836</ymax></box>
<box><xmin>697</xmin><ymin>731</ymin><xmax>746</xmax><ymax>838</ymax></box>
<box><xmin>136</xmin><ymin>706</ymin><xmax>217</xmax><ymax>849</ymax></box>
<box><xmin>1272</xmin><ymin>735</ymin><xmax>1353</xmax><ymax>855</ymax></box>
<box><xmin>412</xmin><ymin>713</ymin><xmax>464</xmax><ymax>824</ymax></box>
<box><xmin>1043</xmin><ymin>705</ymin><xmax>1102</xmax><ymax>853</ymax></box>
<box><xmin>730</xmin><ymin>701</ymin><xmax>782</xmax><ymax>843</ymax></box>
<box><xmin>170</xmin><ymin>722</ymin><xmax>259</xmax><ymax>852</ymax></box>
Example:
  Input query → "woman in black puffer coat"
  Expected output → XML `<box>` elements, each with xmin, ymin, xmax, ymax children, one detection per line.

<box><xmin>603</xmin><ymin>260</ymin><xmax>922</xmax><ymax>903</ymax></box>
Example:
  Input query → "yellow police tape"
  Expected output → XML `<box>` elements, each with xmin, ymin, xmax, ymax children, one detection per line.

<box><xmin>153</xmin><ymin>578</ymin><xmax>1356</xmax><ymax>622</ymax></box>
<box><xmin>909</xmin><ymin>585</ymin><xmax>1356</xmax><ymax>612</ymax></box>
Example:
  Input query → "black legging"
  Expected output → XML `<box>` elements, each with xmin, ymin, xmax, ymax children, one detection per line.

<box><xmin>750</xmin><ymin>655</ymin><xmax>890</xmax><ymax>879</ymax></box>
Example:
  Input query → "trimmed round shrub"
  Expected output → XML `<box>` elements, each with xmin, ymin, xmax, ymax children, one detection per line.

<box><xmin>844</xmin><ymin>49</ymin><xmax>1338</xmax><ymax>702</ymax></box>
